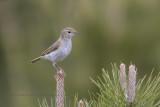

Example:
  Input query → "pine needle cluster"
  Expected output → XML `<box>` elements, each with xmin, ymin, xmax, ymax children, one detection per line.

<box><xmin>86</xmin><ymin>63</ymin><xmax>160</xmax><ymax>107</ymax></box>
<box><xmin>38</xmin><ymin>63</ymin><xmax>160</xmax><ymax>107</ymax></box>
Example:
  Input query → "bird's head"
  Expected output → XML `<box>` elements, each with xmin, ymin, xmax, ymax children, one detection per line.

<box><xmin>60</xmin><ymin>27</ymin><xmax>79</xmax><ymax>39</ymax></box>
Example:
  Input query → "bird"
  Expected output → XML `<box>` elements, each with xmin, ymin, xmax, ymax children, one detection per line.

<box><xmin>29</xmin><ymin>27</ymin><xmax>79</xmax><ymax>71</ymax></box>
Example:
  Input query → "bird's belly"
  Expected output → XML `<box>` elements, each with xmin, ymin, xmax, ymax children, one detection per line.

<box><xmin>44</xmin><ymin>46</ymin><xmax>71</xmax><ymax>62</ymax></box>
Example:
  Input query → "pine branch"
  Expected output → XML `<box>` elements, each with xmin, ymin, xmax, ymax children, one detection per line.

<box><xmin>56</xmin><ymin>70</ymin><xmax>65</xmax><ymax>107</ymax></box>
<box><xmin>89</xmin><ymin>63</ymin><xmax>160</xmax><ymax>107</ymax></box>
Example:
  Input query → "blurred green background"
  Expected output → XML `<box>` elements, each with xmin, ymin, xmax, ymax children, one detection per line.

<box><xmin>0</xmin><ymin>0</ymin><xmax>160</xmax><ymax>106</ymax></box>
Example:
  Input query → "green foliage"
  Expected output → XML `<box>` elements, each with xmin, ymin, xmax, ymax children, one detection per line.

<box><xmin>134</xmin><ymin>71</ymin><xmax>160</xmax><ymax>107</ymax></box>
<box><xmin>87</xmin><ymin>64</ymin><xmax>160</xmax><ymax>107</ymax></box>
<box><xmin>38</xmin><ymin>98</ymin><xmax>54</xmax><ymax>107</ymax></box>
<box><xmin>38</xmin><ymin>64</ymin><xmax>160</xmax><ymax>107</ymax></box>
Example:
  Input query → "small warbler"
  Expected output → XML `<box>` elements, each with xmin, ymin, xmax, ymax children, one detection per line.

<box><xmin>29</xmin><ymin>27</ymin><xmax>79</xmax><ymax>71</ymax></box>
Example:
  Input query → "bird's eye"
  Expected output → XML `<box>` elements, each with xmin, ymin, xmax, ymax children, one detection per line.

<box><xmin>68</xmin><ymin>31</ymin><xmax>71</xmax><ymax>33</ymax></box>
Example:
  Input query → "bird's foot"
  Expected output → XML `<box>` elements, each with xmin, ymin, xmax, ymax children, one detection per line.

<box><xmin>53</xmin><ymin>63</ymin><xmax>66</xmax><ymax>77</ymax></box>
<box><xmin>53</xmin><ymin>63</ymin><xmax>64</xmax><ymax>72</ymax></box>
<box><xmin>59</xmin><ymin>67</ymin><xmax>64</xmax><ymax>72</ymax></box>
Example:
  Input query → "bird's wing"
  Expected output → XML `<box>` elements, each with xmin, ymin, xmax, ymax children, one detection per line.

<box><xmin>41</xmin><ymin>41</ymin><xmax>61</xmax><ymax>56</ymax></box>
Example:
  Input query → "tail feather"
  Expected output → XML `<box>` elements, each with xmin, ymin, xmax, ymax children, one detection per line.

<box><xmin>29</xmin><ymin>56</ymin><xmax>42</xmax><ymax>64</ymax></box>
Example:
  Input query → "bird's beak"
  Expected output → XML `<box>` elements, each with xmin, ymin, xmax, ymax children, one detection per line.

<box><xmin>74</xmin><ymin>32</ymin><xmax>79</xmax><ymax>34</ymax></box>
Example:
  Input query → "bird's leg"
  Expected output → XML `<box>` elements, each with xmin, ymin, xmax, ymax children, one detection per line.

<box><xmin>53</xmin><ymin>63</ymin><xmax>59</xmax><ymax>71</ymax></box>
<box><xmin>53</xmin><ymin>63</ymin><xmax>63</xmax><ymax>71</ymax></box>
<box><xmin>55</xmin><ymin>64</ymin><xmax>66</xmax><ymax>77</ymax></box>
<box><xmin>55</xmin><ymin>64</ymin><xmax>61</xmax><ymax>70</ymax></box>
<box><xmin>53</xmin><ymin>63</ymin><xmax>66</xmax><ymax>77</ymax></box>
<box><xmin>56</xmin><ymin>64</ymin><xmax>64</xmax><ymax>71</ymax></box>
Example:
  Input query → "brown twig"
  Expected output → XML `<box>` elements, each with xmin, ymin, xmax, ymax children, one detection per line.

<box><xmin>56</xmin><ymin>69</ymin><xmax>65</xmax><ymax>107</ymax></box>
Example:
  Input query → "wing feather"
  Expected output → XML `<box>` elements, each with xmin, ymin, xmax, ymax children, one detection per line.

<box><xmin>41</xmin><ymin>41</ymin><xmax>61</xmax><ymax>56</ymax></box>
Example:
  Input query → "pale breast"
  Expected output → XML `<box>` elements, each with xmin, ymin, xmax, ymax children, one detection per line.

<box><xmin>44</xmin><ymin>40</ymin><xmax>72</xmax><ymax>63</ymax></box>
<box><xmin>58</xmin><ymin>40</ymin><xmax>72</xmax><ymax>61</ymax></box>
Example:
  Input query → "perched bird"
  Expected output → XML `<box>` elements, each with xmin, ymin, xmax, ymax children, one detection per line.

<box><xmin>29</xmin><ymin>27</ymin><xmax>79</xmax><ymax>71</ymax></box>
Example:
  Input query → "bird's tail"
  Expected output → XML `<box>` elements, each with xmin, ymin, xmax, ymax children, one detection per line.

<box><xmin>29</xmin><ymin>56</ymin><xmax>42</xmax><ymax>64</ymax></box>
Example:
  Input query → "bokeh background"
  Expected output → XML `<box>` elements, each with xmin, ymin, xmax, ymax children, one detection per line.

<box><xmin>0</xmin><ymin>0</ymin><xmax>160</xmax><ymax>106</ymax></box>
